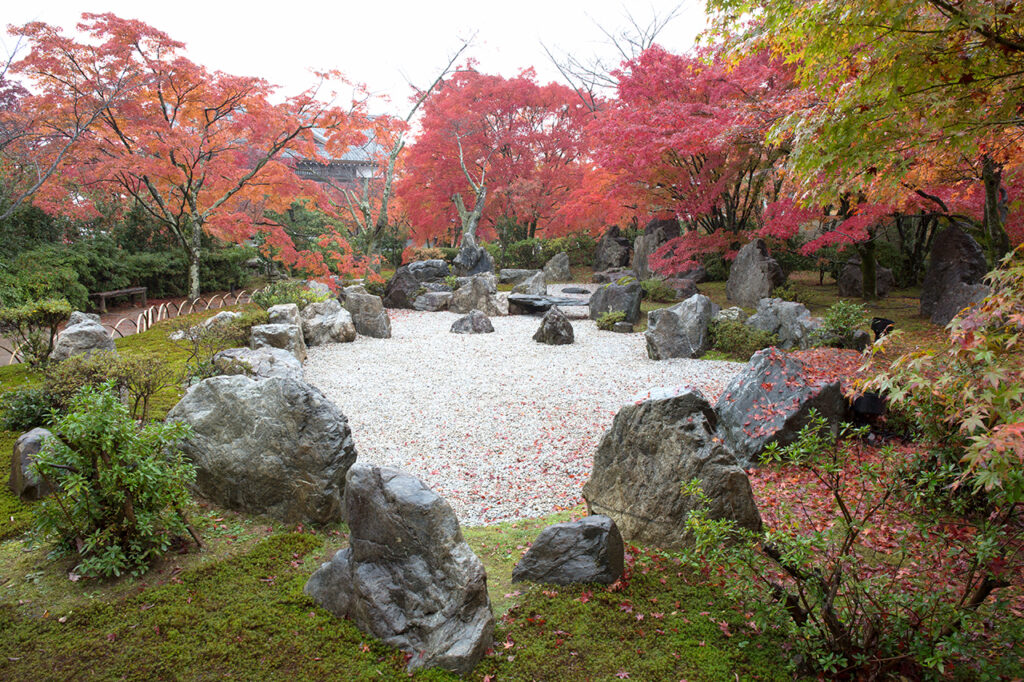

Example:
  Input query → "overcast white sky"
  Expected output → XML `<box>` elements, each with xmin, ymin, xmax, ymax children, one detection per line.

<box><xmin>3</xmin><ymin>1</ymin><xmax>707</xmax><ymax>113</ymax></box>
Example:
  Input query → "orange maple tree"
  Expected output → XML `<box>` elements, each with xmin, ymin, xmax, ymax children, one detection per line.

<box><xmin>10</xmin><ymin>13</ymin><xmax>371</xmax><ymax>298</ymax></box>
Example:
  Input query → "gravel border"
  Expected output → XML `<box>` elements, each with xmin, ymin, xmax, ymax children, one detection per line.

<box><xmin>305</xmin><ymin>307</ymin><xmax>743</xmax><ymax>526</ymax></box>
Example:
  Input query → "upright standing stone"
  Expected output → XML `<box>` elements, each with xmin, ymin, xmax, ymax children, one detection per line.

<box><xmin>725</xmin><ymin>239</ymin><xmax>785</xmax><ymax>308</ymax></box>
<box><xmin>304</xmin><ymin>465</ymin><xmax>494</xmax><ymax>675</ymax></box>
<box><xmin>920</xmin><ymin>225</ymin><xmax>991</xmax><ymax>325</ymax></box>
<box><xmin>582</xmin><ymin>389</ymin><xmax>761</xmax><ymax>549</ymax></box>
<box><xmin>8</xmin><ymin>428</ymin><xmax>54</xmax><ymax>500</ymax></box>
<box><xmin>542</xmin><ymin>252</ymin><xmax>571</xmax><ymax>282</ymax></box>
<box><xmin>632</xmin><ymin>218</ymin><xmax>680</xmax><ymax>280</ymax></box>
<box><xmin>452</xmin><ymin>234</ymin><xmax>495</xmax><ymax>277</ymax></box>
<box><xmin>589</xmin><ymin>280</ymin><xmax>643</xmax><ymax>324</ymax></box>
<box><xmin>593</xmin><ymin>226</ymin><xmax>633</xmax><ymax>272</ymax></box>
<box><xmin>644</xmin><ymin>294</ymin><xmax>714</xmax><ymax>360</ymax></box>
<box><xmin>342</xmin><ymin>286</ymin><xmax>392</xmax><ymax>338</ymax></box>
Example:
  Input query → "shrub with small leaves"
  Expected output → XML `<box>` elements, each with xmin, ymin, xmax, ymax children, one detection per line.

<box><xmin>31</xmin><ymin>382</ymin><xmax>198</xmax><ymax>578</ymax></box>
<box><xmin>640</xmin><ymin>278</ymin><xmax>677</xmax><ymax>303</ymax></box>
<box><xmin>812</xmin><ymin>300</ymin><xmax>870</xmax><ymax>349</ymax></box>
<box><xmin>596</xmin><ymin>310</ymin><xmax>627</xmax><ymax>330</ymax></box>
<box><xmin>770</xmin><ymin>282</ymin><xmax>808</xmax><ymax>305</ymax></box>
<box><xmin>362</xmin><ymin>278</ymin><xmax>386</xmax><ymax>297</ymax></box>
<box><xmin>251</xmin><ymin>280</ymin><xmax>328</xmax><ymax>310</ymax></box>
<box><xmin>708</xmin><ymin>319</ymin><xmax>777</xmax><ymax>361</ymax></box>
<box><xmin>0</xmin><ymin>387</ymin><xmax>56</xmax><ymax>431</ymax></box>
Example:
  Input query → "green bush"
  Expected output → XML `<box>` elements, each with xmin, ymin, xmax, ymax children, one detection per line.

<box><xmin>770</xmin><ymin>282</ymin><xmax>807</xmax><ymax>305</ymax></box>
<box><xmin>31</xmin><ymin>382</ymin><xmax>197</xmax><ymax>578</ymax></box>
<box><xmin>0</xmin><ymin>387</ymin><xmax>55</xmax><ymax>431</ymax></box>
<box><xmin>439</xmin><ymin>246</ymin><xmax>460</xmax><ymax>262</ymax></box>
<box><xmin>44</xmin><ymin>350</ymin><xmax>176</xmax><ymax>421</ymax></box>
<box><xmin>708</xmin><ymin>319</ymin><xmax>777</xmax><ymax>361</ymax></box>
<box><xmin>0</xmin><ymin>298</ymin><xmax>74</xmax><ymax>367</ymax></box>
<box><xmin>812</xmin><ymin>300</ymin><xmax>870</xmax><ymax>349</ymax></box>
<box><xmin>640</xmin><ymin>278</ymin><xmax>677</xmax><ymax>302</ymax></box>
<box><xmin>251</xmin><ymin>280</ymin><xmax>328</xmax><ymax>310</ymax></box>
<box><xmin>362</xmin><ymin>278</ymin><xmax>386</xmax><ymax>297</ymax></box>
<box><xmin>596</xmin><ymin>310</ymin><xmax>627</xmax><ymax>330</ymax></box>
<box><xmin>702</xmin><ymin>252</ymin><xmax>730</xmax><ymax>282</ymax></box>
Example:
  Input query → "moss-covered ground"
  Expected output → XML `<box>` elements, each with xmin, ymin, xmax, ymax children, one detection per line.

<box><xmin>0</xmin><ymin>271</ymin><xmax>963</xmax><ymax>679</ymax></box>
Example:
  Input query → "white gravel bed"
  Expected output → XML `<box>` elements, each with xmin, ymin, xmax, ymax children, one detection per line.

<box><xmin>305</xmin><ymin>307</ymin><xmax>744</xmax><ymax>526</ymax></box>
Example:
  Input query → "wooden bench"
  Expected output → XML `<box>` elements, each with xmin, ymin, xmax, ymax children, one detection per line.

<box><xmin>89</xmin><ymin>286</ymin><xmax>147</xmax><ymax>314</ymax></box>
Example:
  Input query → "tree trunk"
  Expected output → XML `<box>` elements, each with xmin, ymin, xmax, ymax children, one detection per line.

<box><xmin>982</xmin><ymin>154</ymin><xmax>1012</xmax><ymax>267</ymax></box>
<box><xmin>858</xmin><ymin>239</ymin><xmax>877</xmax><ymax>300</ymax></box>
<box><xmin>188</xmin><ymin>222</ymin><xmax>202</xmax><ymax>300</ymax></box>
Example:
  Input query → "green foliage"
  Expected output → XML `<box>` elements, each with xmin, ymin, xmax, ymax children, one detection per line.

<box><xmin>250</xmin><ymin>280</ymin><xmax>328</xmax><ymax>310</ymax></box>
<box><xmin>362</xmin><ymin>278</ymin><xmax>385</xmax><ymax>298</ymax></box>
<box><xmin>30</xmin><ymin>382</ymin><xmax>196</xmax><ymax>578</ymax></box>
<box><xmin>708</xmin><ymin>319</ymin><xmax>777</xmax><ymax>361</ymax></box>
<box><xmin>484</xmin><ymin>233</ymin><xmax>597</xmax><ymax>269</ymax></box>
<box><xmin>685</xmin><ymin>411</ymin><xmax>1023</xmax><ymax>678</ymax></box>
<box><xmin>443</xmin><ymin>275</ymin><xmax>459</xmax><ymax>290</ymax></box>
<box><xmin>864</xmin><ymin>246</ymin><xmax>1024</xmax><ymax>504</ymax></box>
<box><xmin>702</xmin><ymin>252</ymin><xmax>730</xmax><ymax>282</ymax></box>
<box><xmin>640</xmin><ymin>278</ymin><xmax>677</xmax><ymax>302</ymax></box>
<box><xmin>0</xmin><ymin>387</ymin><xmax>55</xmax><ymax>431</ymax></box>
<box><xmin>596</xmin><ymin>310</ymin><xmax>627</xmax><ymax>330</ymax></box>
<box><xmin>0</xmin><ymin>298</ymin><xmax>73</xmax><ymax>367</ymax></box>
<box><xmin>812</xmin><ymin>300</ymin><xmax>870</xmax><ymax>349</ymax></box>
<box><xmin>770</xmin><ymin>282</ymin><xmax>808</xmax><ymax>305</ymax></box>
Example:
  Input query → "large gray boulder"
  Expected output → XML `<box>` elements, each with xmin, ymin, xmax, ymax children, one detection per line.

<box><xmin>450</xmin><ymin>274</ymin><xmax>504</xmax><ymax>317</ymax></box>
<box><xmin>532</xmin><ymin>306</ymin><xmax>574</xmax><ymax>345</ymax></box>
<box><xmin>726</xmin><ymin>239</ymin><xmax>785</xmax><ymax>307</ymax></box>
<box><xmin>512</xmin><ymin>515</ymin><xmax>623</xmax><ymax>585</ymax></box>
<box><xmin>304</xmin><ymin>465</ymin><xmax>494</xmax><ymax>675</ymax></box>
<box><xmin>452</xmin><ymin>234</ymin><xmax>494</xmax><ymax>277</ymax></box>
<box><xmin>300</xmin><ymin>299</ymin><xmax>356</xmax><ymax>346</ymax></box>
<box><xmin>342</xmin><ymin>287</ymin><xmax>392</xmax><ymax>339</ymax></box>
<box><xmin>921</xmin><ymin>225</ymin><xmax>991</xmax><ymax>325</ymax></box>
<box><xmin>644</xmin><ymin>294</ymin><xmax>714</xmax><ymax>360</ymax></box>
<box><xmin>499</xmin><ymin>269</ymin><xmax>539</xmax><ymax>285</ymax></box>
<box><xmin>49</xmin><ymin>312</ymin><xmax>116</xmax><ymax>363</ymax></box>
<box><xmin>407</xmin><ymin>259</ymin><xmax>450</xmax><ymax>282</ymax></box>
<box><xmin>250</xmin><ymin>323</ymin><xmax>307</xmax><ymax>363</ymax></box>
<box><xmin>593</xmin><ymin>226</ymin><xmax>632</xmax><ymax>272</ymax></box>
<box><xmin>201</xmin><ymin>310</ymin><xmax>240</xmax><ymax>329</ymax></box>
<box><xmin>8</xmin><ymin>427</ymin><xmax>54</xmax><ymax>501</ymax></box>
<box><xmin>582</xmin><ymin>389</ymin><xmax>761</xmax><ymax>550</ymax></box>
<box><xmin>413</xmin><ymin>291</ymin><xmax>453</xmax><ymax>312</ymax></box>
<box><xmin>451</xmin><ymin>310</ymin><xmax>494</xmax><ymax>334</ymax></box>
<box><xmin>213</xmin><ymin>347</ymin><xmax>304</xmax><ymax>382</ymax></box>
<box><xmin>543</xmin><ymin>252</ymin><xmax>571</xmax><ymax>282</ymax></box>
<box><xmin>745</xmin><ymin>298</ymin><xmax>820</xmax><ymax>350</ymax></box>
<box><xmin>267</xmin><ymin>303</ymin><xmax>301</xmax><ymax>326</ymax></box>
<box><xmin>167</xmin><ymin>375</ymin><xmax>357</xmax><ymax>524</ymax></box>
<box><xmin>512</xmin><ymin>271</ymin><xmax>547</xmax><ymax>296</ymax></box>
<box><xmin>715</xmin><ymin>347</ymin><xmax>849</xmax><ymax>467</ymax></box>
<box><xmin>632</xmin><ymin>218</ymin><xmax>680</xmax><ymax>280</ymax></box>
<box><xmin>589</xmin><ymin>280</ymin><xmax>643</xmax><ymax>324</ymax></box>
<box><xmin>837</xmin><ymin>257</ymin><xmax>896</xmax><ymax>298</ymax></box>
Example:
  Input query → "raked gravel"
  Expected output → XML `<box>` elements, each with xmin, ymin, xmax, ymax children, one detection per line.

<box><xmin>304</xmin><ymin>302</ymin><xmax>744</xmax><ymax>526</ymax></box>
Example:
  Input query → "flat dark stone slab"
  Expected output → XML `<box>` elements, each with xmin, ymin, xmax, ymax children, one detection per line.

<box><xmin>508</xmin><ymin>294</ymin><xmax>589</xmax><ymax>314</ymax></box>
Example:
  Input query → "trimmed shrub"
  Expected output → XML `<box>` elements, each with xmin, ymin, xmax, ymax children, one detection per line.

<box><xmin>596</xmin><ymin>310</ymin><xmax>627</xmax><ymax>331</ymax></box>
<box><xmin>0</xmin><ymin>387</ymin><xmax>55</xmax><ymax>431</ymax></box>
<box><xmin>708</xmin><ymin>320</ymin><xmax>777</xmax><ymax>361</ymax></box>
<box><xmin>251</xmin><ymin>280</ymin><xmax>329</xmax><ymax>310</ymax></box>
<box><xmin>812</xmin><ymin>300</ymin><xmax>870</xmax><ymax>349</ymax></box>
<box><xmin>640</xmin><ymin>278</ymin><xmax>677</xmax><ymax>303</ymax></box>
<box><xmin>0</xmin><ymin>298</ymin><xmax>74</xmax><ymax>367</ymax></box>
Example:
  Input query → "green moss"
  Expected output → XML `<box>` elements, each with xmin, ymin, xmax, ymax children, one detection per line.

<box><xmin>0</xmin><ymin>431</ymin><xmax>35</xmax><ymax>541</ymax></box>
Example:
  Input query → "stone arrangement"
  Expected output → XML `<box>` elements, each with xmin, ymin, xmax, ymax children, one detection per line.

<box><xmin>304</xmin><ymin>465</ymin><xmax>494</xmax><ymax>674</ymax></box>
<box><xmin>582</xmin><ymin>389</ymin><xmax>762</xmax><ymax>550</ymax></box>
<box><xmin>49</xmin><ymin>311</ymin><xmax>117</xmax><ymax>362</ymax></box>
<box><xmin>512</xmin><ymin>515</ymin><xmax>624</xmax><ymax>585</ymax></box>
<box><xmin>166</xmin><ymin>375</ymin><xmax>358</xmax><ymax>525</ymax></box>
<box><xmin>725</xmin><ymin>238</ymin><xmax>785</xmax><ymax>308</ymax></box>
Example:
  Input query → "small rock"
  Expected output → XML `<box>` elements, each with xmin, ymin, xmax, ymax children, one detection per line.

<box><xmin>451</xmin><ymin>310</ymin><xmax>495</xmax><ymax>334</ymax></box>
<box><xmin>49</xmin><ymin>312</ymin><xmax>116</xmax><ymax>363</ymax></box>
<box><xmin>413</xmin><ymin>291</ymin><xmax>453</xmax><ymax>312</ymax></box>
<box><xmin>512</xmin><ymin>271</ymin><xmax>547</xmax><ymax>296</ymax></box>
<box><xmin>612</xmin><ymin>321</ymin><xmax>633</xmax><ymax>333</ymax></box>
<box><xmin>213</xmin><ymin>347</ymin><xmax>304</xmax><ymax>382</ymax></box>
<box><xmin>300</xmin><ymin>299</ymin><xmax>356</xmax><ymax>346</ymax></box>
<box><xmin>512</xmin><ymin>515</ymin><xmax>623</xmax><ymax>585</ymax></box>
<box><xmin>267</xmin><ymin>303</ymin><xmax>301</xmax><ymax>326</ymax></box>
<box><xmin>250</xmin><ymin>323</ymin><xmax>307</xmax><ymax>362</ymax></box>
<box><xmin>532</xmin><ymin>306</ymin><xmax>574</xmax><ymax>345</ymax></box>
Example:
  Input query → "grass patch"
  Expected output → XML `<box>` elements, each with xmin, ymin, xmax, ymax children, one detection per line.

<box><xmin>475</xmin><ymin>546</ymin><xmax>801</xmax><ymax>681</ymax></box>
